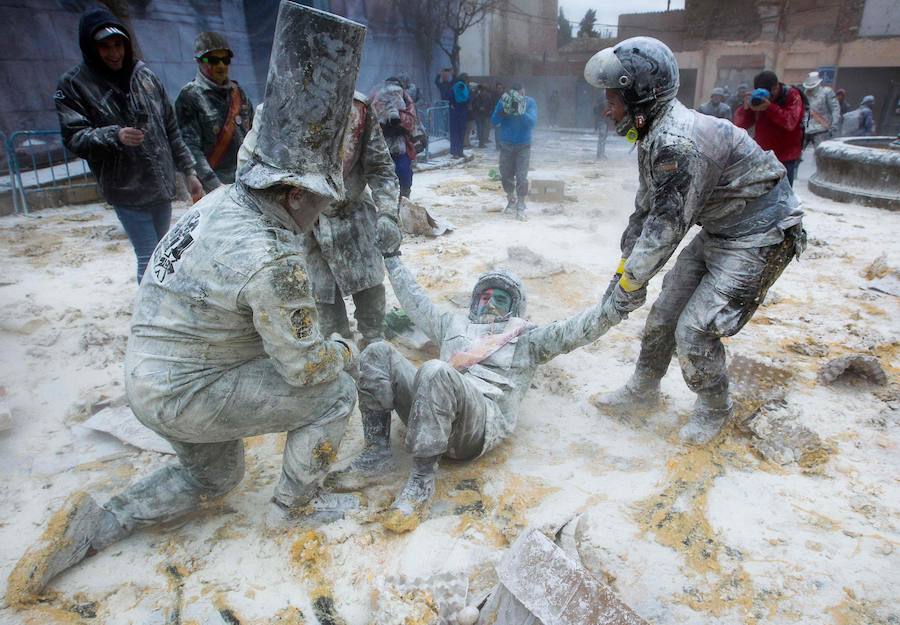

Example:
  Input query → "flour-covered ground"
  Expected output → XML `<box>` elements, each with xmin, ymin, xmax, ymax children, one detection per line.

<box><xmin>0</xmin><ymin>131</ymin><xmax>897</xmax><ymax>625</ymax></box>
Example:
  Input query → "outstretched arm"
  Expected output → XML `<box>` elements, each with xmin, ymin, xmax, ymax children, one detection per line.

<box><xmin>527</xmin><ymin>297</ymin><xmax>622</xmax><ymax>365</ymax></box>
<box><xmin>384</xmin><ymin>256</ymin><xmax>455</xmax><ymax>344</ymax></box>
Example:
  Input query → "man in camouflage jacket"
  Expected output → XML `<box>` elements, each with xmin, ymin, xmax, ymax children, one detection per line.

<box><xmin>176</xmin><ymin>31</ymin><xmax>254</xmax><ymax>190</ymax></box>
<box><xmin>239</xmin><ymin>93</ymin><xmax>400</xmax><ymax>347</ymax></box>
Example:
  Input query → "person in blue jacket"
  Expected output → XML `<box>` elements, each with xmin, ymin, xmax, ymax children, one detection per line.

<box><xmin>491</xmin><ymin>84</ymin><xmax>537</xmax><ymax>220</ymax></box>
<box><xmin>449</xmin><ymin>73</ymin><xmax>470</xmax><ymax>158</ymax></box>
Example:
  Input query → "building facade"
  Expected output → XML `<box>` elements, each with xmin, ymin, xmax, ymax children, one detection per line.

<box><xmin>617</xmin><ymin>0</ymin><xmax>900</xmax><ymax>134</ymax></box>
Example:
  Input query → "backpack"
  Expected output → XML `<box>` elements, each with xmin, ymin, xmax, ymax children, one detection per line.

<box><xmin>787</xmin><ymin>84</ymin><xmax>810</xmax><ymax>144</ymax></box>
<box><xmin>452</xmin><ymin>81</ymin><xmax>470</xmax><ymax>104</ymax></box>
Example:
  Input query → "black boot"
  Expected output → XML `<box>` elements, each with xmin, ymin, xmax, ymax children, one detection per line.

<box><xmin>324</xmin><ymin>410</ymin><xmax>395</xmax><ymax>492</ymax></box>
<box><xmin>382</xmin><ymin>455</ymin><xmax>440</xmax><ymax>533</ymax></box>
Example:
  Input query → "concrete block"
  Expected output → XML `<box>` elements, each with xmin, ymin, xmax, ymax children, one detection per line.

<box><xmin>529</xmin><ymin>178</ymin><xmax>565</xmax><ymax>202</ymax></box>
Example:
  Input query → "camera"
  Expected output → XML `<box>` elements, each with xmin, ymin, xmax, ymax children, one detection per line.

<box><xmin>750</xmin><ymin>88</ymin><xmax>770</xmax><ymax>106</ymax></box>
<box><xmin>133</xmin><ymin>110</ymin><xmax>149</xmax><ymax>131</ymax></box>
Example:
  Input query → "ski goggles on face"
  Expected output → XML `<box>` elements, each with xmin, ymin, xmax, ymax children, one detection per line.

<box><xmin>200</xmin><ymin>54</ymin><xmax>232</xmax><ymax>66</ymax></box>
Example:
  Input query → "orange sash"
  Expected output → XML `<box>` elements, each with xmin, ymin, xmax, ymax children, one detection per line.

<box><xmin>206</xmin><ymin>84</ymin><xmax>241</xmax><ymax>170</ymax></box>
<box><xmin>448</xmin><ymin>319</ymin><xmax>531</xmax><ymax>371</ymax></box>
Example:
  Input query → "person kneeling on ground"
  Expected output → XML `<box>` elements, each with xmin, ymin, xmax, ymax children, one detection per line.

<box><xmin>6</xmin><ymin>4</ymin><xmax>366</xmax><ymax>604</ymax></box>
<box><xmin>325</xmin><ymin>238</ymin><xmax>626</xmax><ymax>532</ymax></box>
<box><xmin>585</xmin><ymin>37</ymin><xmax>806</xmax><ymax>445</ymax></box>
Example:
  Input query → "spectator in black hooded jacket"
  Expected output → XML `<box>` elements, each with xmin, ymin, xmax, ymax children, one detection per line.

<box><xmin>55</xmin><ymin>7</ymin><xmax>204</xmax><ymax>282</ymax></box>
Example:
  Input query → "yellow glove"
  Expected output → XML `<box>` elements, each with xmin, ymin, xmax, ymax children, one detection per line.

<box><xmin>615</xmin><ymin>258</ymin><xmax>626</xmax><ymax>275</ymax></box>
<box><xmin>618</xmin><ymin>272</ymin><xmax>643</xmax><ymax>293</ymax></box>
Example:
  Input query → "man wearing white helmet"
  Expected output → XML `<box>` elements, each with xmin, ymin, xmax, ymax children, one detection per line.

<box><xmin>698</xmin><ymin>87</ymin><xmax>732</xmax><ymax>120</ymax></box>
<box><xmin>325</xmin><ymin>239</ymin><xmax>625</xmax><ymax>531</ymax></box>
<box><xmin>585</xmin><ymin>37</ymin><xmax>806</xmax><ymax>444</ymax></box>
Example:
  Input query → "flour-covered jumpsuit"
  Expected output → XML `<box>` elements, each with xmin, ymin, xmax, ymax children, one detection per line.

<box><xmin>111</xmin><ymin>183</ymin><xmax>356</xmax><ymax>534</ymax></box>
<box><xmin>622</xmin><ymin>99</ymin><xmax>805</xmax><ymax>398</ymax></box>
<box><xmin>359</xmin><ymin>257</ymin><xmax>622</xmax><ymax>459</ymax></box>
<box><xmin>238</xmin><ymin>96</ymin><xmax>400</xmax><ymax>344</ymax></box>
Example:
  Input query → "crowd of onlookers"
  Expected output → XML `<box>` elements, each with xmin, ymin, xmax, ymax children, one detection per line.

<box><xmin>59</xmin><ymin>4</ymin><xmax>879</xmax><ymax>281</ymax></box>
<box><xmin>56</xmin><ymin>6</ymin><xmax>544</xmax><ymax>280</ymax></box>
<box><xmin>731</xmin><ymin>70</ymin><xmax>876</xmax><ymax>186</ymax></box>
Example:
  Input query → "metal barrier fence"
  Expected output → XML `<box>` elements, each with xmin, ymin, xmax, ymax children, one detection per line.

<box><xmin>4</xmin><ymin>130</ymin><xmax>95</xmax><ymax>215</ymax></box>
<box><xmin>423</xmin><ymin>101</ymin><xmax>449</xmax><ymax>161</ymax></box>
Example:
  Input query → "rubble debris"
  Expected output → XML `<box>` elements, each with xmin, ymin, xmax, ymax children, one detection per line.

<box><xmin>374</xmin><ymin>572</ymin><xmax>467</xmax><ymax>625</ymax></box>
<box><xmin>477</xmin><ymin>529</ymin><xmax>648</xmax><ymax>625</ymax></box>
<box><xmin>744</xmin><ymin>400</ymin><xmax>833</xmax><ymax>468</ymax></box>
<box><xmin>399</xmin><ymin>197</ymin><xmax>455</xmax><ymax>236</ymax></box>
<box><xmin>818</xmin><ymin>355</ymin><xmax>888</xmax><ymax>386</ymax></box>
<box><xmin>786</xmin><ymin>339</ymin><xmax>829</xmax><ymax>357</ymax></box>
<box><xmin>80</xmin><ymin>405</ymin><xmax>175</xmax><ymax>454</ymax></box>
<box><xmin>860</xmin><ymin>253</ymin><xmax>892</xmax><ymax>281</ymax></box>
<box><xmin>727</xmin><ymin>355</ymin><xmax>793</xmax><ymax>421</ymax></box>
<box><xmin>499</xmin><ymin>246</ymin><xmax>566</xmax><ymax>279</ymax></box>
<box><xmin>529</xmin><ymin>178</ymin><xmax>565</xmax><ymax>202</ymax></box>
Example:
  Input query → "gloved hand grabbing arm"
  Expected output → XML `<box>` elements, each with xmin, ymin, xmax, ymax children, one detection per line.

<box><xmin>376</xmin><ymin>213</ymin><xmax>403</xmax><ymax>257</ymax></box>
<box><xmin>612</xmin><ymin>272</ymin><xmax>647</xmax><ymax>316</ymax></box>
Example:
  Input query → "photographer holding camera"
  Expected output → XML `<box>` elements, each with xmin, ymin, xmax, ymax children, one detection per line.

<box><xmin>733</xmin><ymin>70</ymin><xmax>805</xmax><ymax>186</ymax></box>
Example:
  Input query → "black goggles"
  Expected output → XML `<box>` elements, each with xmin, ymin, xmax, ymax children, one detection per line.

<box><xmin>200</xmin><ymin>54</ymin><xmax>232</xmax><ymax>66</ymax></box>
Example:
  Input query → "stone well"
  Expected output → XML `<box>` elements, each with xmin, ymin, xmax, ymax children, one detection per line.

<box><xmin>808</xmin><ymin>136</ymin><xmax>900</xmax><ymax>211</ymax></box>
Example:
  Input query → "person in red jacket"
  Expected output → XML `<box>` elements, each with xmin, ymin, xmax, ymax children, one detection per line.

<box><xmin>733</xmin><ymin>70</ymin><xmax>804</xmax><ymax>186</ymax></box>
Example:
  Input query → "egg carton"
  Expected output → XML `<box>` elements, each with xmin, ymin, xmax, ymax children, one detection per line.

<box><xmin>375</xmin><ymin>571</ymin><xmax>469</xmax><ymax>625</ymax></box>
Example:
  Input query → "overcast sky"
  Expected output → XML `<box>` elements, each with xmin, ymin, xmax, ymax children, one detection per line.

<box><xmin>557</xmin><ymin>0</ymin><xmax>685</xmax><ymax>35</ymax></box>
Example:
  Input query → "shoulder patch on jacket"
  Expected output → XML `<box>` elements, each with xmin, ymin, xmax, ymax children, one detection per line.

<box><xmin>658</xmin><ymin>159</ymin><xmax>678</xmax><ymax>173</ymax></box>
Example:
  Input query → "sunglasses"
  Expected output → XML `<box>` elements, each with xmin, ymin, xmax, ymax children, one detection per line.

<box><xmin>201</xmin><ymin>55</ymin><xmax>232</xmax><ymax>66</ymax></box>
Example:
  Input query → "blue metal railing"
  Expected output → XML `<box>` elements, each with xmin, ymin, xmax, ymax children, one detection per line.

<box><xmin>423</xmin><ymin>101</ymin><xmax>450</xmax><ymax>161</ymax></box>
<box><xmin>4</xmin><ymin>130</ymin><xmax>95</xmax><ymax>215</ymax></box>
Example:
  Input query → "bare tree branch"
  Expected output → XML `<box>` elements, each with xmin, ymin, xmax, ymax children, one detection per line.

<box><xmin>391</xmin><ymin>0</ymin><xmax>503</xmax><ymax>75</ymax></box>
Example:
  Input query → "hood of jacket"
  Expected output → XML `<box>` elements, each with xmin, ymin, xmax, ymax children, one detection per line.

<box><xmin>78</xmin><ymin>7</ymin><xmax>135</xmax><ymax>81</ymax></box>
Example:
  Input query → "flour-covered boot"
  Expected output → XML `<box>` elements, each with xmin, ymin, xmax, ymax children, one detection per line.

<box><xmin>591</xmin><ymin>369</ymin><xmax>662</xmax><ymax>414</ymax></box>
<box><xmin>7</xmin><ymin>492</ymin><xmax>127</xmax><ymax>605</ymax></box>
<box><xmin>515</xmin><ymin>197</ymin><xmax>528</xmax><ymax>221</ymax></box>
<box><xmin>381</xmin><ymin>455</ymin><xmax>439</xmax><ymax>534</ymax></box>
<box><xmin>324</xmin><ymin>410</ymin><xmax>396</xmax><ymax>492</ymax></box>
<box><xmin>679</xmin><ymin>387</ymin><xmax>733</xmax><ymax>445</ymax></box>
<box><xmin>503</xmin><ymin>192</ymin><xmax>516</xmax><ymax>213</ymax></box>
<box><xmin>265</xmin><ymin>490</ymin><xmax>362</xmax><ymax>531</ymax></box>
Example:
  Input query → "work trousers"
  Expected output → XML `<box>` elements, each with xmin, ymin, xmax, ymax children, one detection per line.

<box><xmin>316</xmin><ymin>283</ymin><xmax>387</xmax><ymax>344</ymax></box>
<box><xmin>114</xmin><ymin>201</ymin><xmax>172</xmax><ymax>283</ymax></box>
<box><xmin>112</xmin><ymin>356</ymin><xmax>356</xmax><ymax>532</ymax></box>
<box><xmin>499</xmin><ymin>143</ymin><xmax>531</xmax><ymax>200</ymax></box>
<box><xmin>357</xmin><ymin>342</ymin><xmax>489</xmax><ymax>460</ymax></box>
<box><xmin>449</xmin><ymin>107</ymin><xmax>468</xmax><ymax>157</ymax></box>
<box><xmin>634</xmin><ymin>229</ymin><xmax>800</xmax><ymax>394</ymax></box>
<box><xmin>475</xmin><ymin>116</ymin><xmax>492</xmax><ymax>147</ymax></box>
